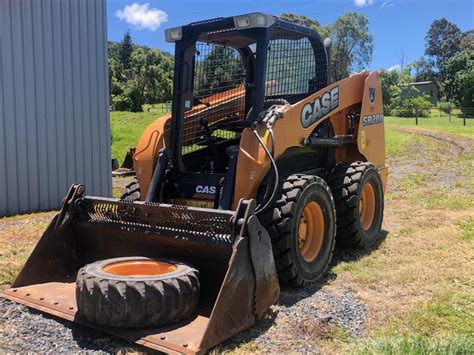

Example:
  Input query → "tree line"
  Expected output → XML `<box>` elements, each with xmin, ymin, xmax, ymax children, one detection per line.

<box><xmin>109</xmin><ymin>31</ymin><xmax>173</xmax><ymax>112</ymax></box>
<box><xmin>109</xmin><ymin>14</ymin><xmax>472</xmax><ymax>116</ymax></box>
<box><xmin>382</xmin><ymin>19</ymin><xmax>473</xmax><ymax>117</ymax></box>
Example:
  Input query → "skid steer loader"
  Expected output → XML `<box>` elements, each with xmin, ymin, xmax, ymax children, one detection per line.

<box><xmin>2</xmin><ymin>13</ymin><xmax>387</xmax><ymax>354</ymax></box>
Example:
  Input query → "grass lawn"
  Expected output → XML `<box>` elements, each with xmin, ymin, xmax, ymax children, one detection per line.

<box><xmin>385</xmin><ymin>115</ymin><xmax>473</xmax><ymax>136</ymax></box>
<box><xmin>110</xmin><ymin>111</ymin><xmax>167</xmax><ymax>164</ymax></box>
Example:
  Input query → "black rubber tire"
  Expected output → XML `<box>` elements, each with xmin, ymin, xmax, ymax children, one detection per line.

<box><xmin>76</xmin><ymin>256</ymin><xmax>200</xmax><ymax>328</ymax></box>
<box><xmin>329</xmin><ymin>161</ymin><xmax>384</xmax><ymax>248</ymax></box>
<box><xmin>259</xmin><ymin>175</ymin><xmax>336</xmax><ymax>287</ymax></box>
<box><xmin>120</xmin><ymin>177</ymin><xmax>141</xmax><ymax>201</ymax></box>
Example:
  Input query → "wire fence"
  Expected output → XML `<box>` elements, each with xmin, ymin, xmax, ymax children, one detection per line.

<box><xmin>388</xmin><ymin>106</ymin><xmax>473</xmax><ymax>126</ymax></box>
<box><xmin>142</xmin><ymin>103</ymin><xmax>473</xmax><ymax>128</ymax></box>
<box><xmin>144</xmin><ymin>102</ymin><xmax>172</xmax><ymax>114</ymax></box>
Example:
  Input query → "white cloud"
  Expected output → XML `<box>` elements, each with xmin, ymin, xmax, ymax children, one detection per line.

<box><xmin>115</xmin><ymin>3</ymin><xmax>168</xmax><ymax>31</ymax></box>
<box><xmin>387</xmin><ymin>64</ymin><xmax>401</xmax><ymax>71</ymax></box>
<box><xmin>354</xmin><ymin>0</ymin><xmax>374</xmax><ymax>7</ymax></box>
<box><xmin>381</xmin><ymin>0</ymin><xmax>396</xmax><ymax>8</ymax></box>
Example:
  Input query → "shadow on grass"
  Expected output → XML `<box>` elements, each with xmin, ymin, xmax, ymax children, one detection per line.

<box><xmin>331</xmin><ymin>229</ymin><xmax>389</xmax><ymax>266</ymax></box>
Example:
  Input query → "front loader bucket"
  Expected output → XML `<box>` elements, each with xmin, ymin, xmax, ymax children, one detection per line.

<box><xmin>1</xmin><ymin>185</ymin><xmax>279</xmax><ymax>354</ymax></box>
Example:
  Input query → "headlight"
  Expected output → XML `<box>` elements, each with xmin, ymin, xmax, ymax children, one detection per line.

<box><xmin>255</xmin><ymin>14</ymin><xmax>267</xmax><ymax>27</ymax></box>
<box><xmin>165</xmin><ymin>27</ymin><xmax>182</xmax><ymax>42</ymax></box>
<box><xmin>234</xmin><ymin>16</ymin><xmax>251</xmax><ymax>29</ymax></box>
<box><xmin>233</xmin><ymin>13</ymin><xmax>275</xmax><ymax>29</ymax></box>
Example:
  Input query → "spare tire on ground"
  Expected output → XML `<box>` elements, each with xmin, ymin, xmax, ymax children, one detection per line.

<box><xmin>76</xmin><ymin>257</ymin><xmax>200</xmax><ymax>328</ymax></box>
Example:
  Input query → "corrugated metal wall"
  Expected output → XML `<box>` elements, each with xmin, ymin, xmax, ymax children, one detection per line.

<box><xmin>0</xmin><ymin>0</ymin><xmax>111</xmax><ymax>216</ymax></box>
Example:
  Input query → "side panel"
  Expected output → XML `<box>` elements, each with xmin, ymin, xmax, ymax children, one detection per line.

<box><xmin>358</xmin><ymin>71</ymin><xmax>385</xmax><ymax>167</ymax></box>
<box><xmin>233</xmin><ymin>72</ymin><xmax>369</xmax><ymax>208</ymax></box>
<box><xmin>358</xmin><ymin>71</ymin><xmax>388</xmax><ymax>190</ymax></box>
<box><xmin>133</xmin><ymin>116</ymin><xmax>170</xmax><ymax>198</ymax></box>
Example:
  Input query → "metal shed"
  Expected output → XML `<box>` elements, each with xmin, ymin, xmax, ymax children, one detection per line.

<box><xmin>0</xmin><ymin>0</ymin><xmax>111</xmax><ymax>216</ymax></box>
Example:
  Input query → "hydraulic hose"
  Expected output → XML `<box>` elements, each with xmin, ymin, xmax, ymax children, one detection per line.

<box><xmin>252</xmin><ymin>102</ymin><xmax>289</xmax><ymax>215</ymax></box>
<box><xmin>253</xmin><ymin>125</ymin><xmax>279</xmax><ymax>215</ymax></box>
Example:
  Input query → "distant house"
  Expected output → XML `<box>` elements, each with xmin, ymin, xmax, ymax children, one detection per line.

<box><xmin>402</xmin><ymin>81</ymin><xmax>438</xmax><ymax>105</ymax></box>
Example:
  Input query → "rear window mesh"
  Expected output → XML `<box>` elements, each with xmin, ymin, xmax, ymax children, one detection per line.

<box><xmin>266</xmin><ymin>26</ymin><xmax>327</xmax><ymax>103</ymax></box>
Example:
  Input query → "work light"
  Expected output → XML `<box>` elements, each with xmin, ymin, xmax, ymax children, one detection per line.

<box><xmin>233</xmin><ymin>13</ymin><xmax>275</xmax><ymax>29</ymax></box>
<box><xmin>165</xmin><ymin>27</ymin><xmax>182</xmax><ymax>42</ymax></box>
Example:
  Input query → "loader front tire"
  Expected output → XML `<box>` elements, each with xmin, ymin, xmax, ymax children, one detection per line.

<box><xmin>329</xmin><ymin>161</ymin><xmax>384</xmax><ymax>248</ymax></box>
<box><xmin>260</xmin><ymin>175</ymin><xmax>336</xmax><ymax>287</ymax></box>
<box><xmin>120</xmin><ymin>177</ymin><xmax>141</xmax><ymax>201</ymax></box>
<box><xmin>76</xmin><ymin>257</ymin><xmax>200</xmax><ymax>328</ymax></box>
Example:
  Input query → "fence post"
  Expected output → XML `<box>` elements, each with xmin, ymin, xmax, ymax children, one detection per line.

<box><xmin>463</xmin><ymin>110</ymin><xmax>466</xmax><ymax>126</ymax></box>
<box><xmin>415</xmin><ymin>108</ymin><xmax>418</xmax><ymax>125</ymax></box>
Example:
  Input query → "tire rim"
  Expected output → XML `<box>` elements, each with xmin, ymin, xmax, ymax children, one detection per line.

<box><xmin>298</xmin><ymin>201</ymin><xmax>325</xmax><ymax>262</ymax></box>
<box><xmin>359</xmin><ymin>182</ymin><xmax>376</xmax><ymax>230</ymax></box>
<box><xmin>103</xmin><ymin>260</ymin><xmax>177</xmax><ymax>277</ymax></box>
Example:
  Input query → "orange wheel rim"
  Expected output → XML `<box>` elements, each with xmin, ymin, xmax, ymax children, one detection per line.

<box><xmin>298</xmin><ymin>201</ymin><xmax>325</xmax><ymax>262</ymax></box>
<box><xmin>359</xmin><ymin>182</ymin><xmax>376</xmax><ymax>230</ymax></box>
<box><xmin>103</xmin><ymin>260</ymin><xmax>177</xmax><ymax>277</ymax></box>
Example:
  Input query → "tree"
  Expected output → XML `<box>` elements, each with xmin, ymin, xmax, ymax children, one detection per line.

<box><xmin>280</xmin><ymin>13</ymin><xmax>320</xmax><ymax>29</ymax></box>
<box><xmin>460</xmin><ymin>29</ymin><xmax>474</xmax><ymax>52</ymax></box>
<box><xmin>280</xmin><ymin>12</ymin><xmax>373</xmax><ymax>82</ymax></box>
<box><xmin>279</xmin><ymin>13</ymin><xmax>331</xmax><ymax>38</ymax></box>
<box><xmin>381</xmin><ymin>68</ymin><xmax>412</xmax><ymax>115</ymax></box>
<box><xmin>425</xmin><ymin>18</ymin><xmax>463</xmax><ymax>78</ymax></box>
<box><xmin>409</xmin><ymin>57</ymin><xmax>437</xmax><ymax>82</ymax></box>
<box><xmin>330</xmin><ymin>13</ymin><xmax>373</xmax><ymax>81</ymax></box>
<box><xmin>392</xmin><ymin>96</ymin><xmax>432</xmax><ymax>118</ymax></box>
<box><xmin>443</xmin><ymin>50</ymin><xmax>474</xmax><ymax>115</ymax></box>
<box><xmin>119</xmin><ymin>31</ymin><xmax>134</xmax><ymax>70</ymax></box>
<box><xmin>109</xmin><ymin>32</ymin><xmax>174</xmax><ymax>112</ymax></box>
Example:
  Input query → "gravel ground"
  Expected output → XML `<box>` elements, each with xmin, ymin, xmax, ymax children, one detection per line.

<box><xmin>0</xmin><ymin>298</ymin><xmax>137</xmax><ymax>353</ymax></box>
<box><xmin>221</xmin><ymin>278</ymin><xmax>367</xmax><ymax>353</ymax></box>
<box><xmin>0</xmin><ymin>276</ymin><xmax>366</xmax><ymax>353</ymax></box>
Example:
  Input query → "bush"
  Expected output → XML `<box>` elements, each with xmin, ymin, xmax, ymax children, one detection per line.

<box><xmin>439</xmin><ymin>101</ymin><xmax>454</xmax><ymax>114</ymax></box>
<box><xmin>111</xmin><ymin>85</ymin><xmax>143</xmax><ymax>112</ymax></box>
<box><xmin>443</xmin><ymin>50</ymin><xmax>474</xmax><ymax>117</ymax></box>
<box><xmin>393</xmin><ymin>97</ymin><xmax>432</xmax><ymax>117</ymax></box>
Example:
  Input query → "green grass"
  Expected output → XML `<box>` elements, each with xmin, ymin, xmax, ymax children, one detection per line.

<box><xmin>385</xmin><ymin>129</ymin><xmax>416</xmax><ymax>156</ymax></box>
<box><xmin>355</xmin><ymin>335</ymin><xmax>473</xmax><ymax>354</ymax></box>
<box><xmin>399</xmin><ymin>173</ymin><xmax>428</xmax><ymax>191</ymax></box>
<box><xmin>457</xmin><ymin>219</ymin><xmax>474</xmax><ymax>242</ymax></box>
<box><xmin>350</xmin><ymin>279</ymin><xmax>474</xmax><ymax>354</ymax></box>
<box><xmin>110</xmin><ymin>111</ymin><xmax>167</xmax><ymax>164</ymax></box>
<box><xmin>384</xmin><ymin>128</ymin><xmax>435</xmax><ymax>157</ymax></box>
<box><xmin>385</xmin><ymin>115</ymin><xmax>474</xmax><ymax>136</ymax></box>
<box><xmin>418</xmin><ymin>193</ymin><xmax>474</xmax><ymax>211</ymax></box>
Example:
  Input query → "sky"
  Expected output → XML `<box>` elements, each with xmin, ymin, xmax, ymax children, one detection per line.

<box><xmin>107</xmin><ymin>0</ymin><xmax>474</xmax><ymax>71</ymax></box>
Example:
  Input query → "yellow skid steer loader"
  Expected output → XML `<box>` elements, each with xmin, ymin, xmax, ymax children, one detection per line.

<box><xmin>2</xmin><ymin>13</ymin><xmax>387</xmax><ymax>354</ymax></box>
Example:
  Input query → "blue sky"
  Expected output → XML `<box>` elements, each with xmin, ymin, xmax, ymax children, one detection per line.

<box><xmin>107</xmin><ymin>0</ymin><xmax>473</xmax><ymax>71</ymax></box>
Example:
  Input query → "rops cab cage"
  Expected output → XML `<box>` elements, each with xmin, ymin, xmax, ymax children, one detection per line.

<box><xmin>167</xmin><ymin>13</ymin><xmax>329</xmax><ymax>168</ymax></box>
<box><xmin>147</xmin><ymin>13</ymin><xmax>331</xmax><ymax>209</ymax></box>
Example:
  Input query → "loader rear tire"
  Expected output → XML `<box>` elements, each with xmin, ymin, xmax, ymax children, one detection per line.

<box><xmin>260</xmin><ymin>175</ymin><xmax>336</xmax><ymax>287</ymax></box>
<box><xmin>120</xmin><ymin>178</ymin><xmax>141</xmax><ymax>201</ymax></box>
<box><xmin>329</xmin><ymin>161</ymin><xmax>384</xmax><ymax>248</ymax></box>
<box><xmin>76</xmin><ymin>257</ymin><xmax>200</xmax><ymax>328</ymax></box>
